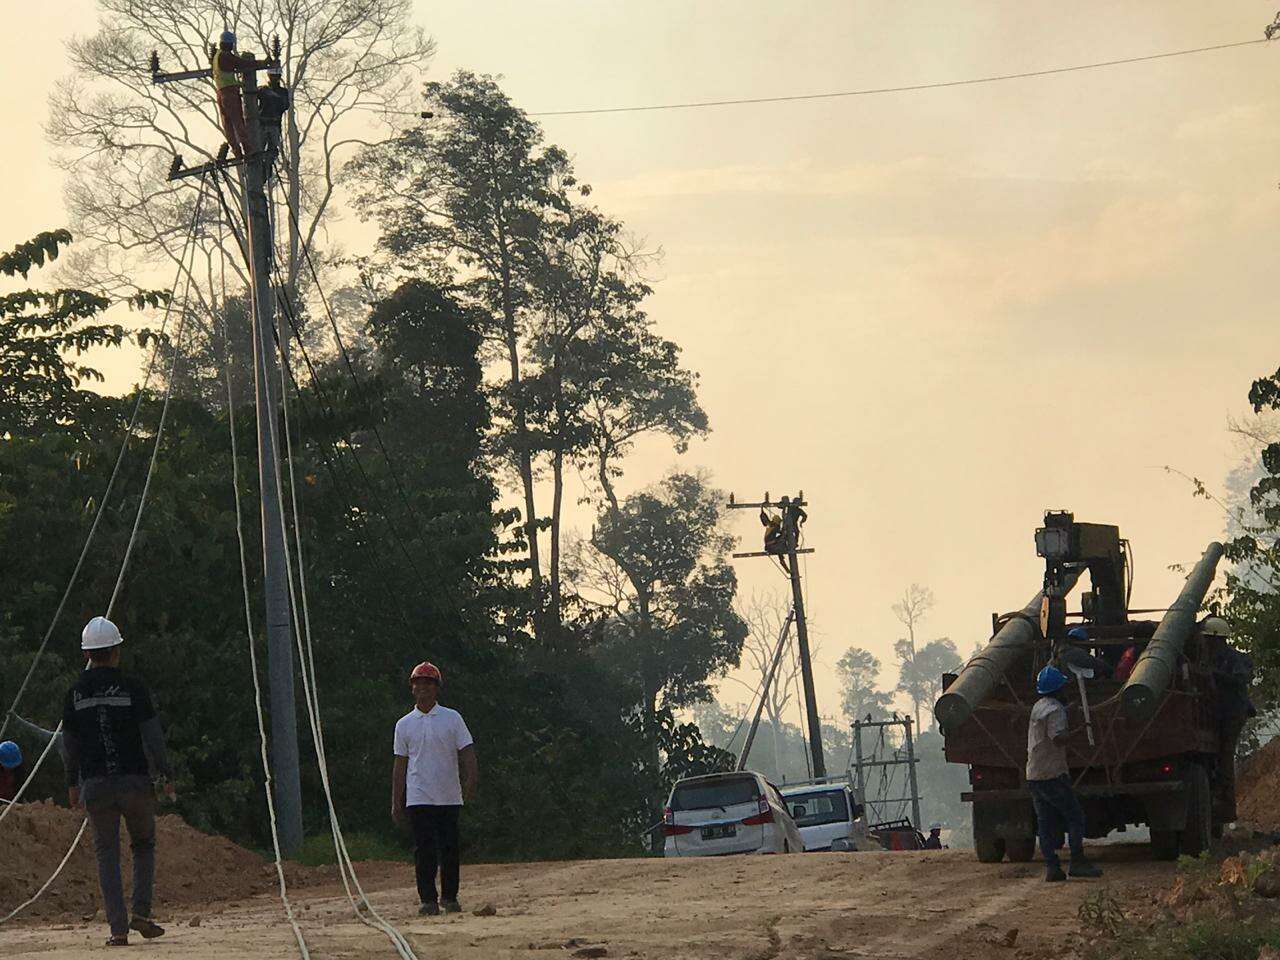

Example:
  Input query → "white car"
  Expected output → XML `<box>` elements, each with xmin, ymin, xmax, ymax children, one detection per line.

<box><xmin>663</xmin><ymin>771</ymin><xmax>804</xmax><ymax>857</ymax></box>
<box><xmin>781</xmin><ymin>783</ymin><xmax>879</xmax><ymax>852</ymax></box>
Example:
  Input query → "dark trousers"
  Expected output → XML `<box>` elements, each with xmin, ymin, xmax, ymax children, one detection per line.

<box><xmin>84</xmin><ymin>777</ymin><xmax>157</xmax><ymax>936</ymax></box>
<box><xmin>1028</xmin><ymin>774</ymin><xmax>1086</xmax><ymax>869</ymax></box>
<box><xmin>408</xmin><ymin>805</ymin><xmax>461</xmax><ymax>904</ymax></box>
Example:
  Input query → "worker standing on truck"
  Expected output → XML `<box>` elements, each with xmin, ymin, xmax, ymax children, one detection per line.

<box><xmin>1026</xmin><ymin>665</ymin><xmax>1102</xmax><ymax>882</ymax></box>
<box><xmin>391</xmin><ymin>661</ymin><xmax>479</xmax><ymax>917</ymax></box>
<box><xmin>63</xmin><ymin>617</ymin><xmax>175</xmax><ymax>947</ymax></box>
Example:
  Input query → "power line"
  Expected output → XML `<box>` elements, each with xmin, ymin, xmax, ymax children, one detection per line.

<box><xmin>530</xmin><ymin>39</ymin><xmax>1267</xmax><ymax>117</ymax></box>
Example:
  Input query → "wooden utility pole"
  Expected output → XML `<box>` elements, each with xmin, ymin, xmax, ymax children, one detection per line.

<box><xmin>729</xmin><ymin>492</ymin><xmax>826</xmax><ymax>779</ymax></box>
<box><xmin>155</xmin><ymin>44</ymin><xmax>302</xmax><ymax>854</ymax></box>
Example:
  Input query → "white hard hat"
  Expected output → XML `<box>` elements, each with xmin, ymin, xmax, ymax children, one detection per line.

<box><xmin>81</xmin><ymin>617</ymin><xmax>123</xmax><ymax>651</ymax></box>
<box><xmin>929</xmin><ymin>822</ymin><xmax>942</xmax><ymax>830</ymax></box>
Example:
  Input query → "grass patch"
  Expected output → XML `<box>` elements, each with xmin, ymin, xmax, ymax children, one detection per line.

<box><xmin>293</xmin><ymin>831</ymin><xmax>412</xmax><ymax>867</ymax></box>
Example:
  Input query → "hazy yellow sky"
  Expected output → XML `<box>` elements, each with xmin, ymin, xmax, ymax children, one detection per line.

<box><xmin>6</xmin><ymin>3</ymin><xmax>1278</xmax><ymax>743</ymax></box>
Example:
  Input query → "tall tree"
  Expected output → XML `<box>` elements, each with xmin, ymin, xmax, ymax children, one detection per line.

<box><xmin>350</xmin><ymin>73</ymin><xmax>707</xmax><ymax>637</ymax></box>
<box><xmin>895</xmin><ymin>637</ymin><xmax>961</xmax><ymax>731</ymax></box>
<box><xmin>566</xmin><ymin>473</ymin><xmax>748</xmax><ymax>819</ymax></box>
<box><xmin>836</xmin><ymin>646</ymin><xmax>893</xmax><ymax>723</ymax></box>
<box><xmin>350</xmin><ymin>71</ymin><xmax>568</xmax><ymax>637</ymax></box>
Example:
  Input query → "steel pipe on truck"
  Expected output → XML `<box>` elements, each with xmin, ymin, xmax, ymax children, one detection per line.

<box><xmin>933</xmin><ymin>569</ymin><xmax>1083</xmax><ymax>732</ymax></box>
<box><xmin>1120</xmin><ymin>542</ymin><xmax>1223</xmax><ymax>721</ymax></box>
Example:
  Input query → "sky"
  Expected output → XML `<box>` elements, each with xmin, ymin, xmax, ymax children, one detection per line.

<box><xmin>4</xmin><ymin>3</ymin><xmax>1278</xmax><ymax>754</ymax></box>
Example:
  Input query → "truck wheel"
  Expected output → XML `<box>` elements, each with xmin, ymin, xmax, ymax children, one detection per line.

<box><xmin>1180</xmin><ymin>763</ymin><xmax>1212</xmax><ymax>858</ymax></box>
<box><xmin>1005</xmin><ymin>837</ymin><xmax>1036</xmax><ymax>862</ymax></box>
<box><xmin>1150</xmin><ymin>830</ymin><xmax>1180</xmax><ymax>861</ymax></box>
<box><xmin>974</xmin><ymin>833</ymin><xmax>1006</xmax><ymax>863</ymax></box>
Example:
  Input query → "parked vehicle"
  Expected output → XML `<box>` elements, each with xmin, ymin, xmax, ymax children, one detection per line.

<box><xmin>663</xmin><ymin>771</ymin><xmax>803</xmax><ymax>857</ymax></box>
<box><xmin>780</xmin><ymin>782</ymin><xmax>877</xmax><ymax>852</ymax></box>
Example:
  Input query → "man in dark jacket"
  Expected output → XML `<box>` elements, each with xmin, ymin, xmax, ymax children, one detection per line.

<box><xmin>63</xmin><ymin>617</ymin><xmax>176</xmax><ymax>947</ymax></box>
<box><xmin>257</xmin><ymin>64</ymin><xmax>290</xmax><ymax>175</ymax></box>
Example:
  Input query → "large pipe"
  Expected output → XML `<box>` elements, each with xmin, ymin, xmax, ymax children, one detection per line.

<box><xmin>934</xmin><ymin>569</ymin><xmax>1083</xmax><ymax>732</ymax></box>
<box><xmin>1120</xmin><ymin>542</ymin><xmax>1223</xmax><ymax>721</ymax></box>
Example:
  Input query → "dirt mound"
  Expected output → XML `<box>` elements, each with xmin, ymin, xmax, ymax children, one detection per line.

<box><xmin>1</xmin><ymin>800</ymin><xmax>329</xmax><ymax>921</ymax></box>
<box><xmin>1237</xmin><ymin>737</ymin><xmax>1280</xmax><ymax>829</ymax></box>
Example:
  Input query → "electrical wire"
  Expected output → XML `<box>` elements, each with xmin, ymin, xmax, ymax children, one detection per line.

<box><xmin>530</xmin><ymin>39</ymin><xmax>1267</xmax><ymax>117</ymax></box>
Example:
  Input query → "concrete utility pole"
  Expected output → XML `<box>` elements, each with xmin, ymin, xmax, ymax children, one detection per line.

<box><xmin>728</xmin><ymin>492</ymin><xmax>825</xmax><ymax>779</ymax></box>
<box><xmin>153</xmin><ymin>43</ymin><xmax>302</xmax><ymax>854</ymax></box>
<box><xmin>242</xmin><ymin>66</ymin><xmax>303</xmax><ymax>856</ymax></box>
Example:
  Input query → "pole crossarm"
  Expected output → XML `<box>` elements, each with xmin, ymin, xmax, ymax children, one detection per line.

<box><xmin>168</xmin><ymin>152</ymin><xmax>266</xmax><ymax>181</ymax></box>
<box><xmin>732</xmin><ymin>548</ymin><xmax>816</xmax><ymax>559</ymax></box>
<box><xmin>726</xmin><ymin>500</ymin><xmax>808</xmax><ymax>510</ymax></box>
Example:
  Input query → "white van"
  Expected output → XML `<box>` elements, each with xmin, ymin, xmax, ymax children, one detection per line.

<box><xmin>663</xmin><ymin>771</ymin><xmax>803</xmax><ymax>857</ymax></box>
<box><xmin>780</xmin><ymin>783</ymin><xmax>878</xmax><ymax>852</ymax></box>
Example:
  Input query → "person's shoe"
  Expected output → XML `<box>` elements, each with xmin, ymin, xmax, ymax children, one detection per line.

<box><xmin>1044</xmin><ymin>865</ymin><xmax>1067</xmax><ymax>882</ymax></box>
<box><xmin>441</xmin><ymin>899</ymin><xmax>462</xmax><ymax>914</ymax></box>
<box><xmin>418</xmin><ymin>901</ymin><xmax>440</xmax><ymax>916</ymax></box>
<box><xmin>106</xmin><ymin>934</ymin><xmax>130</xmax><ymax>946</ymax></box>
<box><xmin>1069</xmin><ymin>859</ymin><xmax>1103</xmax><ymax>879</ymax></box>
<box><xmin>129</xmin><ymin>916</ymin><xmax>165</xmax><ymax>939</ymax></box>
<box><xmin>216</xmin><ymin>143</ymin><xmax>230</xmax><ymax>163</ymax></box>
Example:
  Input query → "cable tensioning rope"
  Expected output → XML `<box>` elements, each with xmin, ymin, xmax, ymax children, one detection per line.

<box><xmin>222</xmin><ymin>246</ymin><xmax>313</xmax><ymax>959</ymax></box>
<box><xmin>0</xmin><ymin>178</ymin><xmax>209</xmax><ymax>830</ymax></box>
<box><xmin>262</xmin><ymin>271</ymin><xmax>420</xmax><ymax>960</ymax></box>
<box><xmin>1</xmin><ymin>179</ymin><xmax>212</xmax><ymax>742</ymax></box>
<box><xmin>0</xmin><ymin>178</ymin><xmax>212</xmax><ymax>926</ymax></box>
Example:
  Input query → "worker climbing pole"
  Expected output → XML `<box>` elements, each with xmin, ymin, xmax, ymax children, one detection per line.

<box><xmin>728</xmin><ymin>491</ymin><xmax>826</xmax><ymax>778</ymax></box>
<box><xmin>153</xmin><ymin>34</ymin><xmax>303</xmax><ymax>855</ymax></box>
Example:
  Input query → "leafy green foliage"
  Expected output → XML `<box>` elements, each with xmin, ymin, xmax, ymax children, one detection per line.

<box><xmin>0</xmin><ymin>231</ymin><xmax>163</xmax><ymax>438</ymax></box>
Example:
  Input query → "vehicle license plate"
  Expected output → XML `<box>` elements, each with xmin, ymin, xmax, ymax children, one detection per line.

<box><xmin>701</xmin><ymin>824</ymin><xmax>736</xmax><ymax>840</ymax></box>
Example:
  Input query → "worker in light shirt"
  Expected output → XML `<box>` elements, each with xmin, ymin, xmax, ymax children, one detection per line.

<box><xmin>391</xmin><ymin>661</ymin><xmax>478</xmax><ymax>917</ymax></box>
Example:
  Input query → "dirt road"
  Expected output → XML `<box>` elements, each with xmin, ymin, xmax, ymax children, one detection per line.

<box><xmin>2</xmin><ymin>845</ymin><xmax>1169</xmax><ymax>960</ymax></box>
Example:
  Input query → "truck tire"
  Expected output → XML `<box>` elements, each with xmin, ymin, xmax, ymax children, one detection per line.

<box><xmin>1150</xmin><ymin>830</ymin><xmax>1180</xmax><ymax>861</ymax></box>
<box><xmin>1180</xmin><ymin>763</ymin><xmax>1212</xmax><ymax>858</ymax></box>
<box><xmin>974</xmin><ymin>833</ymin><xmax>1006</xmax><ymax>863</ymax></box>
<box><xmin>1005</xmin><ymin>837</ymin><xmax>1036</xmax><ymax>862</ymax></box>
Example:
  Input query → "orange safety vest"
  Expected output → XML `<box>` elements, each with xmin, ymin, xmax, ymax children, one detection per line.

<box><xmin>210</xmin><ymin>49</ymin><xmax>240</xmax><ymax>90</ymax></box>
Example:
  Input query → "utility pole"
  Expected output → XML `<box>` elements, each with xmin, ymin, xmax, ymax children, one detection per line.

<box><xmin>154</xmin><ymin>43</ymin><xmax>302</xmax><ymax>854</ymax></box>
<box><xmin>242</xmin><ymin>65</ymin><xmax>304</xmax><ymax>856</ymax></box>
<box><xmin>728</xmin><ymin>491</ymin><xmax>825</xmax><ymax>779</ymax></box>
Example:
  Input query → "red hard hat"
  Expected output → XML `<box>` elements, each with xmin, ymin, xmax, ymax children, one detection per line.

<box><xmin>410</xmin><ymin>661</ymin><xmax>442</xmax><ymax>683</ymax></box>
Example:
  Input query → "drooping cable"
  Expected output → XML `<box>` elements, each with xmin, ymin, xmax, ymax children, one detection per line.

<box><xmin>0</xmin><ymin>179</ymin><xmax>211</xmax><ymax>741</ymax></box>
<box><xmin>220</xmin><ymin>229</ymin><xmax>312</xmax><ymax>958</ymax></box>
<box><xmin>0</xmin><ymin>180</ymin><xmax>207</xmax><ymax>827</ymax></box>
<box><xmin>262</xmin><ymin>274</ymin><xmax>420</xmax><ymax>960</ymax></box>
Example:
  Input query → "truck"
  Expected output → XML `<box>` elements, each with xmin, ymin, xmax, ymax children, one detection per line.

<box><xmin>934</xmin><ymin>511</ymin><xmax>1251</xmax><ymax>862</ymax></box>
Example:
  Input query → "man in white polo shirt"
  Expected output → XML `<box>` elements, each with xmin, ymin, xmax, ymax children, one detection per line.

<box><xmin>391</xmin><ymin>660</ymin><xmax>478</xmax><ymax>916</ymax></box>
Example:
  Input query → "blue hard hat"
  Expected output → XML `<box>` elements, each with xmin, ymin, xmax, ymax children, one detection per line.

<box><xmin>1067</xmin><ymin>626</ymin><xmax>1089</xmax><ymax>641</ymax></box>
<box><xmin>1037</xmin><ymin>665</ymin><xmax>1068</xmax><ymax>695</ymax></box>
<box><xmin>220</xmin><ymin>30</ymin><xmax>236</xmax><ymax>46</ymax></box>
<box><xmin>0</xmin><ymin>741</ymin><xmax>22</xmax><ymax>769</ymax></box>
